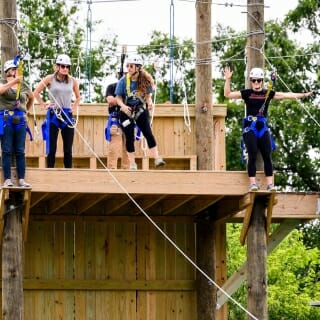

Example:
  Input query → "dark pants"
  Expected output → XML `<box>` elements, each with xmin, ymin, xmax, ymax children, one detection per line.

<box><xmin>119</xmin><ymin>108</ymin><xmax>156</xmax><ymax>153</ymax></box>
<box><xmin>47</xmin><ymin>122</ymin><xmax>74</xmax><ymax>168</ymax></box>
<box><xmin>1</xmin><ymin>124</ymin><xmax>26</xmax><ymax>179</ymax></box>
<box><xmin>243</xmin><ymin>130</ymin><xmax>273</xmax><ymax>177</ymax></box>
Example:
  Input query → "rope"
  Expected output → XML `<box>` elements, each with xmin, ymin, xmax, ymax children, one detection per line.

<box><xmin>36</xmin><ymin>74</ymin><xmax>259</xmax><ymax>320</ymax></box>
<box><xmin>263</xmin><ymin>53</ymin><xmax>319</xmax><ymax>128</ymax></box>
<box><xmin>177</xmin><ymin>50</ymin><xmax>191</xmax><ymax>133</ymax></box>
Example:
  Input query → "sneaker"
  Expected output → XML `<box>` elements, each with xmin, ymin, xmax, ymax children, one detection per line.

<box><xmin>267</xmin><ymin>183</ymin><xmax>276</xmax><ymax>192</ymax></box>
<box><xmin>130</xmin><ymin>163</ymin><xmax>138</xmax><ymax>171</ymax></box>
<box><xmin>18</xmin><ymin>180</ymin><xmax>31</xmax><ymax>188</ymax></box>
<box><xmin>249</xmin><ymin>183</ymin><xmax>259</xmax><ymax>192</ymax></box>
<box><xmin>155</xmin><ymin>158</ymin><xmax>166</xmax><ymax>168</ymax></box>
<box><xmin>3</xmin><ymin>179</ymin><xmax>14</xmax><ymax>187</ymax></box>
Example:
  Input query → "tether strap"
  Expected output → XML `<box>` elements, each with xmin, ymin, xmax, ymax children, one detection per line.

<box><xmin>105</xmin><ymin>111</ymin><xmax>120</xmax><ymax>142</ymax></box>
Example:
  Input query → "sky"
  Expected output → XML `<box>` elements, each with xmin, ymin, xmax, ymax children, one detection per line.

<box><xmin>74</xmin><ymin>0</ymin><xmax>300</xmax><ymax>51</ymax></box>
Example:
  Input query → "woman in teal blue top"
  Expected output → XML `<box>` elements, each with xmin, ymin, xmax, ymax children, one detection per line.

<box><xmin>115</xmin><ymin>54</ymin><xmax>165</xmax><ymax>170</ymax></box>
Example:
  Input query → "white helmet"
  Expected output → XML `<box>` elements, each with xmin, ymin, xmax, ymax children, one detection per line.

<box><xmin>4</xmin><ymin>60</ymin><xmax>17</xmax><ymax>72</ymax></box>
<box><xmin>249</xmin><ymin>67</ymin><xmax>264</xmax><ymax>79</ymax></box>
<box><xmin>127</xmin><ymin>55</ymin><xmax>143</xmax><ymax>66</ymax></box>
<box><xmin>56</xmin><ymin>54</ymin><xmax>71</xmax><ymax>66</ymax></box>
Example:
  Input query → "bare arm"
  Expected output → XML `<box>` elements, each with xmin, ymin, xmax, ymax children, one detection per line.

<box><xmin>33</xmin><ymin>75</ymin><xmax>51</xmax><ymax>109</ymax></box>
<box><xmin>145</xmin><ymin>93</ymin><xmax>154</xmax><ymax>110</ymax></box>
<box><xmin>106</xmin><ymin>95</ymin><xmax>117</xmax><ymax>106</ymax></box>
<box><xmin>26</xmin><ymin>91</ymin><xmax>34</xmax><ymax>111</ymax></box>
<box><xmin>0</xmin><ymin>76</ymin><xmax>22</xmax><ymax>95</ymax></box>
<box><xmin>224</xmin><ymin>66</ymin><xmax>242</xmax><ymax>99</ymax></box>
<box><xmin>72</xmin><ymin>78</ymin><xmax>81</xmax><ymax>111</ymax></box>
<box><xmin>273</xmin><ymin>91</ymin><xmax>313</xmax><ymax>100</ymax></box>
<box><xmin>116</xmin><ymin>95</ymin><xmax>132</xmax><ymax>117</ymax></box>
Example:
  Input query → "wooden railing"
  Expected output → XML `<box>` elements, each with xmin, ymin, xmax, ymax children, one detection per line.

<box><xmin>25</xmin><ymin>103</ymin><xmax>227</xmax><ymax>170</ymax></box>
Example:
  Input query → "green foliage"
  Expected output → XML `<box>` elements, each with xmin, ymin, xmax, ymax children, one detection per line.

<box><xmin>213</xmin><ymin>18</ymin><xmax>319</xmax><ymax>191</ymax></box>
<box><xmin>226</xmin><ymin>225</ymin><xmax>320</xmax><ymax>319</ymax></box>
<box><xmin>17</xmin><ymin>0</ymin><xmax>117</xmax><ymax>102</ymax></box>
<box><xmin>137</xmin><ymin>31</ymin><xmax>195</xmax><ymax>104</ymax></box>
<box><xmin>284</xmin><ymin>0</ymin><xmax>320</xmax><ymax>35</ymax></box>
<box><xmin>268</xmin><ymin>229</ymin><xmax>320</xmax><ymax>319</ymax></box>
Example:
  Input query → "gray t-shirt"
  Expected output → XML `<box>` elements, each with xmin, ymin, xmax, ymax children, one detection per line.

<box><xmin>48</xmin><ymin>75</ymin><xmax>74</xmax><ymax>109</ymax></box>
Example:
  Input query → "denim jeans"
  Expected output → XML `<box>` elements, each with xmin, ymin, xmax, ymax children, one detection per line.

<box><xmin>1</xmin><ymin>124</ymin><xmax>26</xmax><ymax>180</ymax></box>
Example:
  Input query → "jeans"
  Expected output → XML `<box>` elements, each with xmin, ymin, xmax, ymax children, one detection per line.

<box><xmin>1</xmin><ymin>124</ymin><xmax>27</xmax><ymax>180</ymax></box>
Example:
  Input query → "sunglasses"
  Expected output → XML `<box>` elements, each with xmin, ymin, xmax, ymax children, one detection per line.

<box><xmin>58</xmin><ymin>64</ymin><xmax>70</xmax><ymax>70</ymax></box>
<box><xmin>250</xmin><ymin>78</ymin><xmax>263</xmax><ymax>83</ymax></box>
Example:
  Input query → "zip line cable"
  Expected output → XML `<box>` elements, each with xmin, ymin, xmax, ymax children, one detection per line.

<box><xmin>35</xmin><ymin>73</ymin><xmax>260</xmax><ymax>320</ymax></box>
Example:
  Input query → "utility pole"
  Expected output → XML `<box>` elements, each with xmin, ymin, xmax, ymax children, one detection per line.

<box><xmin>195</xmin><ymin>0</ymin><xmax>214</xmax><ymax>170</ymax></box>
<box><xmin>0</xmin><ymin>0</ymin><xmax>18</xmax><ymax>75</ymax></box>
<box><xmin>246</xmin><ymin>1</ymin><xmax>268</xmax><ymax>319</ymax></box>
<box><xmin>0</xmin><ymin>1</ymin><xmax>24</xmax><ymax>319</ymax></box>
<box><xmin>245</xmin><ymin>0</ymin><xmax>265</xmax><ymax>88</ymax></box>
<box><xmin>195</xmin><ymin>1</ymin><xmax>216</xmax><ymax>319</ymax></box>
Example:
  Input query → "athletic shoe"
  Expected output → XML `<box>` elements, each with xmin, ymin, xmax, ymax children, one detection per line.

<box><xmin>267</xmin><ymin>184</ymin><xmax>276</xmax><ymax>192</ymax></box>
<box><xmin>130</xmin><ymin>163</ymin><xmax>138</xmax><ymax>171</ymax></box>
<box><xmin>155</xmin><ymin>158</ymin><xmax>166</xmax><ymax>168</ymax></box>
<box><xmin>3</xmin><ymin>180</ymin><xmax>14</xmax><ymax>187</ymax></box>
<box><xmin>249</xmin><ymin>183</ymin><xmax>259</xmax><ymax>191</ymax></box>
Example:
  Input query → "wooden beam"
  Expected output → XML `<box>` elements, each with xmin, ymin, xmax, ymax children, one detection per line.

<box><xmin>0</xmin><ymin>189</ymin><xmax>6</xmax><ymax>240</ymax></box>
<box><xmin>247</xmin><ymin>198</ymin><xmax>268</xmax><ymax>319</ymax></box>
<box><xmin>196</xmin><ymin>214</ymin><xmax>216</xmax><ymax>320</ymax></box>
<box><xmin>22</xmin><ymin>189</ymin><xmax>31</xmax><ymax>241</ymax></box>
<box><xmin>47</xmin><ymin>193</ymin><xmax>79</xmax><ymax>214</ymax></box>
<box><xmin>216</xmin><ymin>219</ymin><xmax>300</xmax><ymax>309</ymax></box>
<box><xmin>239</xmin><ymin>193</ymin><xmax>255</xmax><ymax>245</ymax></box>
<box><xmin>266</xmin><ymin>193</ymin><xmax>276</xmax><ymax>241</ymax></box>
<box><xmin>18</xmin><ymin>279</ymin><xmax>195</xmax><ymax>291</ymax></box>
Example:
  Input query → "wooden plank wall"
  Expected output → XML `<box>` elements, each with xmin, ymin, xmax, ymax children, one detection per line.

<box><xmin>19</xmin><ymin>219</ymin><xmax>196</xmax><ymax>320</ymax></box>
<box><xmin>24</xmin><ymin>104</ymin><xmax>226</xmax><ymax>169</ymax></box>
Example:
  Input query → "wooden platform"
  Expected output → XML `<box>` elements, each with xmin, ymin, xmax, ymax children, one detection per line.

<box><xmin>20</xmin><ymin>169</ymin><xmax>319</xmax><ymax>221</ymax></box>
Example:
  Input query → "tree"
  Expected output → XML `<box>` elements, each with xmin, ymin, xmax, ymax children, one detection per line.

<box><xmin>213</xmin><ymin>19</ymin><xmax>319</xmax><ymax>191</ymax></box>
<box><xmin>137</xmin><ymin>31</ymin><xmax>196</xmax><ymax>104</ymax></box>
<box><xmin>226</xmin><ymin>224</ymin><xmax>320</xmax><ymax>319</ymax></box>
<box><xmin>17</xmin><ymin>0</ymin><xmax>117</xmax><ymax>102</ymax></box>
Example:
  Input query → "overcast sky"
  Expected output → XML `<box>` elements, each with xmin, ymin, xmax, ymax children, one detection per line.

<box><xmin>75</xmin><ymin>0</ymin><xmax>299</xmax><ymax>49</ymax></box>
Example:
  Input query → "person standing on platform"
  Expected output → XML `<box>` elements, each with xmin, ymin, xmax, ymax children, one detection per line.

<box><xmin>224</xmin><ymin>65</ymin><xmax>313</xmax><ymax>192</ymax></box>
<box><xmin>33</xmin><ymin>54</ymin><xmax>81</xmax><ymax>168</ymax></box>
<box><xmin>0</xmin><ymin>59</ymin><xmax>34</xmax><ymax>187</ymax></box>
<box><xmin>105</xmin><ymin>66</ymin><xmax>130</xmax><ymax>169</ymax></box>
<box><xmin>115</xmin><ymin>54</ymin><xmax>165</xmax><ymax>170</ymax></box>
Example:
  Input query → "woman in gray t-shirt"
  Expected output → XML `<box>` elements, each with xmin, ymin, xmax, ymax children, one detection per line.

<box><xmin>33</xmin><ymin>54</ymin><xmax>81</xmax><ymax>168</ymax></box>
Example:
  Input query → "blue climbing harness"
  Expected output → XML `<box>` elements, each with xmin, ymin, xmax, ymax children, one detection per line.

<box><xmin>240</xmin><ymin>115</ymin><xmax>276</xmax><ymax>164</ymax></box>
<box><xmin>42</xmin><ymin>107</ymin><xmax>75</xmax><ymax>154</ymax></box>
<box><xmin>0</xmin><ymin>109</ymin><xmax>32</xmax><ymax>140</ymax></box>
<box><xmin>105</xmin><ymin>111</ymin><xmax>120</xmax><ymax>142</ymax></box>
<box><xmin>243</xmin><ymin>115</ymin><xmax>269</xmax><ymax>139</ymax></box>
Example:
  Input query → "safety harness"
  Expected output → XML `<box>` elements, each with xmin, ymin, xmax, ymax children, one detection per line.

<box><xmin>42</xmin><ymin>107</ymin><xmax>75</xmax><ymax>154</ymax></box>
<box><xmin>124</xmin><ymin>74</ymin><xmax>146</xmax><ymax>121</ymax></box>
<box><xmin>0</xmin><ymin>54</ymin><xmax>32</xmax><ymax>140</ymax></box>
<box><xmin>241</xmin><ymin>71</ymin><xmax>277</xmax><ymax>163</ymax></box>
<box><xmin>105</xmin><ymin>110</ymin><xmax>120</xmax><ymax>142</ymax></box>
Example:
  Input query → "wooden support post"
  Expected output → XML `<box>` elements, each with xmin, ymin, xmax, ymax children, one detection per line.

<box><xmin>196</xmin><ymin>213</ymin><xmax>216</xmax><ymax>320</ymax></box>
<box><xmin>247</xmin><ymin>197</ymin><xmax>268</xmax><ymax>320</ymax></box>
<box><xmin>239</xmin><ymin>192</ymin><xmax>255</xmax><ymax>245</ymax></box>
<box><xmin>266</xmin><ymin>193</ymin><xmax>276</xmax><ymax>241</ymax></box>
<box><xmin>2</xmin><ymin>190</ymin><xmax>24</xmax><ymax>319</ymax></box>
<box><xmin>214</xmin><ymin>221</ymin><xmax>227</xmax><ymax>320</ymax></box>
